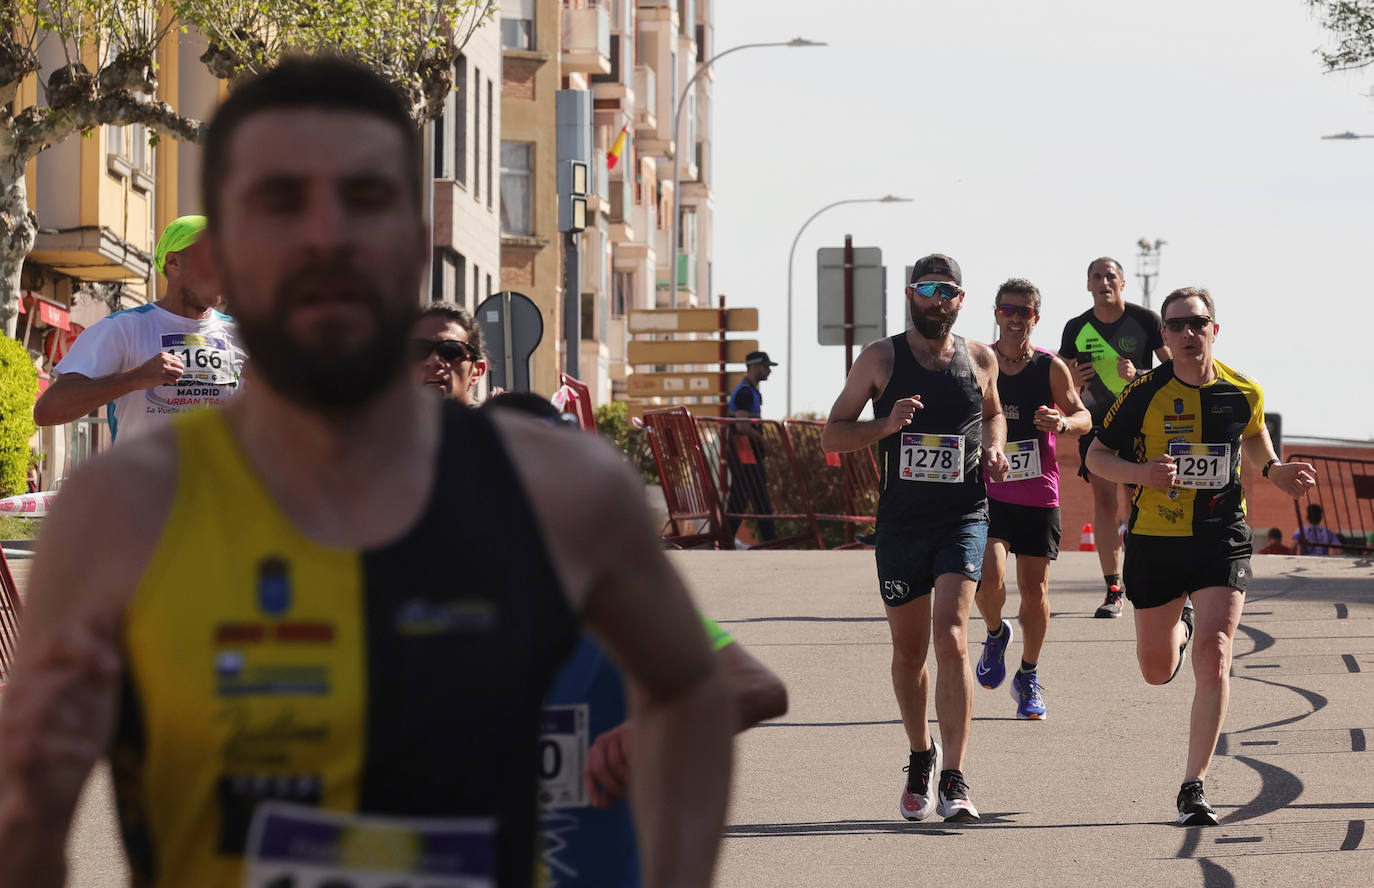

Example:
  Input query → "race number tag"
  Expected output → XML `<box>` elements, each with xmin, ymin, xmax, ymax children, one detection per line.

<box><xmin>899</xmin><ymin>434</ymin><xmax>965</xmax><ymax>483</ymax></box>
<box><xmin>243</xmin><ymin>802</ymin><xmax>496</xmax><ymax>888</ymax></box>
<box><xmin>1003</xmin><ymin>438</ymin><xmax>1043</xmax><ymax>482</ymax></box>
<box><xmin>162</xmin><ymin>332</ymin><xmax>238</xmax><ymax>386</ymax></box>
<box><xmin>537</xmin><ymin>704</ymin><xmax>589</xmax><ymax>809</ymax></box>
<box><xmin>1169</xmin><ymin>442</ymin><xmax>1231</xmax><ymax>489</ymax></box>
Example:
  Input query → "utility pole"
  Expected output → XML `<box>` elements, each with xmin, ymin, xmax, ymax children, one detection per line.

<box><xmin>1136</xmin><ymin>237</ymin><xmax>1165</xmax><ymax>310</ymax></box>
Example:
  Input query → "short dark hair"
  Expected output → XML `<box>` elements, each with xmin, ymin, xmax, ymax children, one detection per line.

<box><xmin>1159</xmin><ymin>287</ymin><xmax>1216</xmax><ymax>321</ymax></box>
<box><xmin>1306</xmin><ymin>503</ymin><xmax>1325</xmax><ymax>524</ymax></box>
<box><xmin>419</xmin><ymin>302</ymin><xmax>486</xmax><ymax>360</ymax></box>
<box><xmin>201</xmin><ymin>55</ymin><xmax>420</xmax><ymax>226</ymax></box>
<box><xmin>1267</xmin><ymin>527</ymin><xmax>1283</xmax><ymax>541</ymax></box>
<box><xmin>994</xmin><ymin>278</ymin><xmax>1041</xmax><ymax>313</ymax></box>
<box><xmin>1087</xmin><ymin>257</ymin><xmax>1124</xmax><ymax>278</ymax></box>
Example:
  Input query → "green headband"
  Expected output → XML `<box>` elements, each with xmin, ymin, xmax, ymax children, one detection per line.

<box><xmin>154</xmin><ymin>215</ymin><xmax>207</xmax><ymax>277</ymax></box>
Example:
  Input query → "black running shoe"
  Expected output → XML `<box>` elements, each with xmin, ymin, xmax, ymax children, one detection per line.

<box><xmin>1176</xmin><ymin>778</ymin><xmax>1218</xmax><ymax>826</ymax></box>
<box><xmin>899</xmin><ymin>742</ymin><xmax>940</xmax><ymax>821</ymax></box>
<box><xmin>1094</xmin><ymin>584</ymin><xmax>1125</xmax><ymax>618</ymax></box>
<box><xmin>1167</xmin><ymin>601</ymin><xmax>1195</xmax><ymax>684</ymax></box>
<box><xmin>936</xmin><ymin>769</ymin><xmax>980</xmax><ymax>822</ymax></box>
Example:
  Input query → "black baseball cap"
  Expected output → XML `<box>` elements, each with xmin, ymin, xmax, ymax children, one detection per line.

<box><xmin>745</xmin><ymin>351</ymin><xmax>779</xmax><ymax>367</ymax></box>
<box><xmin>909</xmin><ymin>253</ymin><xmax>962</xmax><ymax>286</ymax></box>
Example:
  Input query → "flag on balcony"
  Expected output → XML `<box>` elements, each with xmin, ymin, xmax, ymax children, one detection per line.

<box><xmin>607</xmin><ymin>123</ymin><xmax>629</xmax><ymax>170</ymax></box>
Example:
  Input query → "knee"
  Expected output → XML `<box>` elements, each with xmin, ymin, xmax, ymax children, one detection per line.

<box><xmin>1191</xmin><ymin>633</ymin><xmax>1232</xmax><ymax>686</ymax></box>
<box><xmin>891</xmin><ymin>645</ymin><xmax>927</xmax><ymax>674</ymax></box>
<box><xmin>931</xmin><ymin>624</ymin><xmax>967</xmax><ymax>662</ymax></box>
<box><xmin>1137</xmin><ymin>643</ymin><xmax>1177</xmax><ymax>685</ymax></box>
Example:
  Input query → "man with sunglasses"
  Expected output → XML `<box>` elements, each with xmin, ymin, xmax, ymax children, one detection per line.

<box><xmin>1059</xmin><ymin>257</ymin><xmax>1169</xmax><ymax>618</ymax></box>
<box><xmin>411</xmin><ymin>302</ymin><xmax>488</xmax><ymax>404</ymax></box>
<box><xmin>823</xmin><ymin>253</ymin><xmax>1009</xmax><ymax>823</ymax></box>
<box><xmin>973</xmin><ymin>279</ymin><xmax>1090</xmax><ymax>720</ymax></box>
<box><xmin>1086</xmin><ymin>287</ymin><xmax>1316</xmax><ymax>825</ymax></box>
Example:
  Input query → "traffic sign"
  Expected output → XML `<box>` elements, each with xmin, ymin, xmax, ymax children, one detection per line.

<box><xmin>627</xmin><ymin>371</ymin><xmax>745</xmax><ymax>399</ymax></box>
<box><xmin>476</xmin><ymin>291</ymin><xmax>543</xmax><ymax>393</ymax></box>
<box><xmin>627</xmin><ymin>339</ymin><xmax>759</xmax><ymax>366</ymax></box>
<box><xmin>627</xmin><ymin>308</ymin><xmax>759</xmax><ymax>334</ymax></box>
<box><xmin>817</xmin><ymin>246</ymin><xmax>886</xmax><ymax>346</ymax></box>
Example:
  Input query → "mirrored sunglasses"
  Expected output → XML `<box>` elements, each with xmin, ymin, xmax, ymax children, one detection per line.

<box><xmin>996</xmin><ymin>304</ymin><xmax>1037</xmax><ymax>320</ymax></box>
<box><xmin>409</xmin><ymin>338</ymin><xmax>476</xmax><ymax>363</ymax></box>
<box><xmin>912</xmin><ymin>281</ymin><xmax>962</xmax><ymax>300</ymax></box>
<box><xmin>1162</xmin><ymin>315</ymin><xmax>1213</xmax><ymax>334</ymax></box>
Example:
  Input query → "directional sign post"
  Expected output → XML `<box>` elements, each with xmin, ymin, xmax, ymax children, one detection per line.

<box><xmin>818</xmin><ymin>243</ymin><xmax>885</xmax><ymax>352</ymax></box>
<box><xmin>628</xmin><ymin>308</ymin><xmax>759</xmax><ymax>334</ymax></box>
<box><xmin>476</xmin><ymin>291</ymin><xmax>543</xmax><ymax>393</ymax></box>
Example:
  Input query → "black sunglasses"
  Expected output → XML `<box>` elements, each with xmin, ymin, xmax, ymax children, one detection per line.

<box><xmin>996</xmin><ymin>304</ymin><xmax>1037</xmax><ymax>320</ymax></box>
<box><xmin>410</xmin><ymin>338</ymin><xmax>476</xmax><ymax>363</ymax></box>
<box><xmin>1163</xmin><ymin>315</ymin><xmax>1213</xmax><ymax>334</ymax></box>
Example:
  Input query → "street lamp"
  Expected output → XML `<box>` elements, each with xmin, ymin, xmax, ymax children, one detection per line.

<box><xmin>1321</xmin><ymin>131</ymin><xmax>1374</xmax><ymax>139</ymax></box>
<box><xmin>1135</xmin><ymin>237</ymin><xmax>1165</xmax><ymax>311</ymax></box>
<box><xmin>669</xmin><ymin>37</ymin><xmax>825</xmax><ymax>310</ymax></box>
<box><xmin>785</xmin><ymin>195</ymin><xmax>911</xmax><ymax>416</ymax></box>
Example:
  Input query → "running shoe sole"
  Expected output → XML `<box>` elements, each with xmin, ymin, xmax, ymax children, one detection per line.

<box><xmin>1176</xmin><ymin>808</ymin><xmax>1219</xmax><ymax>826</ymax></box>
<box><xmin>937</xmin><ymin>796</ymin><xmax>981</xmax><ymax>823</ymax></box>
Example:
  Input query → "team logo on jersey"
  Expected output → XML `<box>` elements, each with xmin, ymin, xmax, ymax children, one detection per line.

<box><xmin>1118</xmin><ymin>336</ymin><xmax>1139</xmax><ymax>353</ymax></box>
<box><xmin>257</xmin><ymin>557</ymin><xmax>292</xmax><ymax>617</ymax></box>
<box><xmin>395</xmin><ymin>598</ymin><xmax>498</xmax><ymax>636</ymax></box>
<box><xmin>881</xmin><ymin>579</ymin><xmax>911</xmax><ymax>603</ymax></box>
<box><xmin>1004</xmin><ymin>404</ymin><xmax>1020</xmax><ymax>421</ymax></box>
<box><xmin>1173</xmin><ymin>398</ymin><xmax>1186</xmax><ymax>415</ymax></box>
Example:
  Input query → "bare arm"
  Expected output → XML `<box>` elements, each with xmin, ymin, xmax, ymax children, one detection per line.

<box><xmin>969</xmin><ymin>342</ymin><xmax>1009</xmax><ymax>482</ymax></box>
<box><xmin>1241</xmin><ymin>426</ymin><xmax>1316</xmax><ymax>499</ymax></box>
<box><xmin>1033</xmin><ymin>356</ymin><xmax>1092</xmax><ymax>436</ymax></box>
<box><xmin>1085</xmin><ymin>436</ymin><xmax>1177</xmax><ymax>489</ymax></box>
<box><xmin>33</xmin><ymin>354</ymin><xmax>185</xmax><ymax>426</ymax></box>
<box><xmin>821</xmin><ymin>341</ymin><xmax>914</xmax><ymax>453</ymax></box>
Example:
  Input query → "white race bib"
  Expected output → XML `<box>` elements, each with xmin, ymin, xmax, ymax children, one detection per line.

<box><xmin>162</xmin><ymin>332</ymin><xmax>238</xmax><ymax>387</ymax></box>
<box><xmin>1003</xmin><ymin>438</ymin><xmax>1043</xmax><ymax>482</ymax></box>
<box><xmin>1169</xmin><ymin>442</ymin><xmax>1231</xmax><ymax>489</ymax></box>
<box><xmin>537</xmin><ymin>704</ymin><xmax>590</xmax><ymax>809</ymax></box>
<box><xmin>244</xmin><ymin>802</ymin><xmax>496</xmax><ymax>888</ymax></box>
<box><xmin>899</xmin><ymin>434</ymin><xmax>965</xmax><ymax>483</ymax></box>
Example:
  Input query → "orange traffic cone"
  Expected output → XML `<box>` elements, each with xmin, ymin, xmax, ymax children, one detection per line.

<box><xmin>1079</xmin><ymin>523</ymin><xmax>1096</xmax><ymax>551</ymax></box>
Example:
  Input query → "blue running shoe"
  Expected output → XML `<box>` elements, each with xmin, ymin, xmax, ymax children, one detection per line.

<box><xmin>1010</xmin><ymin>670</ymin><xmax>1047</xmax><ymax>720</ymax></box>
<box><xmin>975</xmin><ymin>620</ymin><xmax>1013</xmax><ymax>690</ymax></box>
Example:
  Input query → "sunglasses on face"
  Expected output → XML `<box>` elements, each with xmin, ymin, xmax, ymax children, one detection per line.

<box><xmin>410</xmin><ymin>338</ymin><xmax>476</xmax><ymax>363</ymax></box>
<box><xmin>911</xmin><ymin>281</ymin><xmax>962</xmax><ymax>301</ymax></box>
<box><xmin>1162</xmin><ymin>315</ymin><xmax>1213</xmax><ymax>334</ymax></box>
<box><xmin>996</xmin><ymin>304</ymin><xmax>1037</xmax><ymax>320</ymax></box>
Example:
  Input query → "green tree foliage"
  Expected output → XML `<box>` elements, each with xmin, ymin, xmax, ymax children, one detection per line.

<box><xmin>1309</xmin><ymin>1</ymin><xmax>1374</xmax><ymax>73</ymax></box>
<box><xmin>0</xmin><ymin>335</ymin><xmax>38</xmax><ymax>497</ymax></box>
<box><xmin>594</xmin><ymin>401</ymin><xmax>659</xmax><ymax>485</ymax></box>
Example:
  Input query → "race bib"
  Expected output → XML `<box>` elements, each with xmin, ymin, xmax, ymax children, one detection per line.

<box><xmin>1169</xmin><ymin>442</ymin><xmax>1231</xmax><ymax>489</ymax></box>
<box><xmin>899</xmin><ymin>434</ymin><xmax>965</xmax><ymax>483</ymax></box>
<box><xmin>1003</xmin><ymin>438</ymin><xmax>1042</xmax><ymax>482</ymax></box>
<box><xmin>537</xmin><ymin>704</ymin><xmax>589</xmax><ymax>809</ymax></box>
<box><xmin>244</xmin><ymin>802</ymin><xmax>496</xmax><ymax>888</ymax></box>
<box><xmin>162</xmin><ymin>332</ymin><xmax>238</xmax><ymax>387</ymax></box>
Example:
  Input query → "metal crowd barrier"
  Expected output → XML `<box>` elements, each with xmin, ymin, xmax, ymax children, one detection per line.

<box><xmin>1288</xmin><ymin>452</ymin><xmax>1374</xmax><ymax>555</ymax></box>
<box><xmin>783</xmin><ymin>420</ymin><xmax>880</xmax><ymax>548</ymax></box>
<box><xmin>640</xmin><ymin>408</ymin><xmax>725</xmax><ymax>549</ymax></box>
<box><xmin>694</xmin><ymin>417</ymin><xmax>823</xmax><ymax>550</ymax></box>
<box><xmin>0</xmin><ymin>547</ymin><xmax>22</xmax><ymax>691</ymax></box>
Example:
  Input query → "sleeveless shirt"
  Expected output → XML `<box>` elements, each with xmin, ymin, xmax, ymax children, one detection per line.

<box><xmin>987</xmin><ymin>347</ymin><xmax>1060</xmax><ymax>508</ymax></box>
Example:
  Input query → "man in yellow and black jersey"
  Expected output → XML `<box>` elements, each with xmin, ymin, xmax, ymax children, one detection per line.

<box><xmin>1087</xmin><ymin>287</ymin><xmax>1316</xmax><ymax>827</ymax></box>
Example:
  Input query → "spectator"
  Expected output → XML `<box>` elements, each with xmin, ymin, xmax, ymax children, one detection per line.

<box><xmin>1293</xmin><ymin>503</ymin><xmax>1343</xmax><ymax>556</ymax></box>
<box><xmin>1256</xmin><ymin>527</ymin><xmax>1292</xmax><ymax>555</ymax></box>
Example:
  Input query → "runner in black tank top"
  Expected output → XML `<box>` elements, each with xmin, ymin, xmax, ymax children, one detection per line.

<box><xmin>821</xmin><ymin>253</ymin><xmax>1009</xmax><ymax>826</ymax></box>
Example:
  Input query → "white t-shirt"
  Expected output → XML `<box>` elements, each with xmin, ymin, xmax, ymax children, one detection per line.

<box><xmin>55</xmin><ymin>303</ymin><xmax>246</xmax><ymax>444</ymax></box>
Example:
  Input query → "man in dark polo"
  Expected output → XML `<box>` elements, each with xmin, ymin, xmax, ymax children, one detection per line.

<box><xmin>725</xmin><ymin>351</ymin><xmax>779</xmax><ymax>546</ymax></box>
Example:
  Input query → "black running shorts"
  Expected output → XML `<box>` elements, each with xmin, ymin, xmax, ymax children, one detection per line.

<box><xmin>1123</xmin><ymin>525</ymin><xmax>1253</xmax><ymax>610</ymax></box>
<box><xmin>987</xmin><ymin>499</ymin><xmax>1061</xmax><ymax>560</ymax></box>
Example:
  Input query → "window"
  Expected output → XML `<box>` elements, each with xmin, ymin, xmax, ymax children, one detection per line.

<box><xmin>486</xmin><ymin>274</ymin><xmax>493</xmax><ymax>298</ymax></box>
<box><xmin>473</xmin><ymin>67</ymin><xmax>481</xmax><ymax>202</ymax></box>
<box><xmin>473</xmin><ymin>264</ymin><xmax>481</xmax><ymax>306</ymax></box>
<box><xmin>612</xmin><ymin>271</ymin><xmax>631</xmax><ymax>317</ymax></box>
<box><xmin>432</xmin><ymin>247</ymin><xmax>466</xmax><ymax>304</ymax></box>
<box><xmin>486</xmin><ymin>79</ymin><xmax>494</xmax><ymax>209</ymax></box>
<box><xmin>500</xmin><ymin>142</ymin><xmax>534</xmax><ymax>236</ymax></box>
<box><xmin>432</xmin><ymin>112</ymin><xmax>445</xmax><ymax>179</ymax></box>
<box><xmin>581</xmin><ymin>292</ymin><xmax>596</xmax><ymax>341</ymax></box>
<box><xmin>501</xmin><ymin>0</ymin><xmax>534</xmax><ymax>50</ymax></box>
<box><xmin>454</xmin><ymin>55</ymin><xmax>468</xmax><ymax>186</ymax></box>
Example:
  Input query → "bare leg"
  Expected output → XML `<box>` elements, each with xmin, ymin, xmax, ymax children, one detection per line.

<box><xmin>884</xmin><ymin>594</ymin><xmax>934</xmax><ymax>753</ymax></box>
<box><xmin>1186</xmin><ymin>587</ymin><xmax>1245</xmax><ymax>781</ymax></box>
<box><xmin>930</xmin><ymin>572</ymin><xmax>977</xmax><ymax>771</ymax></box>
<box><xmin>1134</xmin><ymin>595</ymin><xmax>1189</xmax><ymax>685</ymax></box>
<box><xmin>1088</xmin><ymin>473</ymin><xmax>1124</xmax><ymax>578</ymax></box>
<box><xmin>975</xmin><ymin>539</ymin><xmax>1009</xmax><ymax>634</ymax></box>
<box><xmin>1014</xmin><ymin>555</ymin><xmax>1052</xmax><ymax>665</ymax></box>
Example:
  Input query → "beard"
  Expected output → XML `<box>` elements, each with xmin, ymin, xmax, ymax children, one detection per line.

<box><xmin>229</xmin><ymin>264</ymin><xmax>418</xmax><ymax>411</ymax></box>
<box><xmin>913</xmin><ymin>306</ymin><xmax>958</xmax><ymax>341</ymax></box>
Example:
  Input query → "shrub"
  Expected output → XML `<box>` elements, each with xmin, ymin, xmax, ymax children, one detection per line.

<box><xmin>594</xmin><ymin>401</ymin><xmax>659</xmax><ymax>485</ymax></box>
<box><xmin>0</xmin><ymin>336</ymin><xmax>38</xmax><ymax>498</ymax></box>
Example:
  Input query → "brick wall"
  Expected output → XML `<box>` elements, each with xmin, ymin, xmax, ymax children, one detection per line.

<box><xmin>503</xmin><ymin>59</ymin><xmax>539</xmax><ymax>100</ymax></box>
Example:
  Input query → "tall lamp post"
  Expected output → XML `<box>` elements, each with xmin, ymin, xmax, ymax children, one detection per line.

<box><xmin>1135</xmin><ymin>237</ymin><xmax>1165</xmax><ymax>311</ymax></box>
<box><xmin>785</xmin><ymin>195</ymin><xmax>910</xmax><ymax>417</ymax></box>
<box><xmin>1321</xmin><ymin>131</ymin><xmax>1374</xmax><ymax>140</ymax></box>
<box><xmin>669</xmin><ymin>37</ymin><xmax>825</xmax><ymax>310</ymax></box>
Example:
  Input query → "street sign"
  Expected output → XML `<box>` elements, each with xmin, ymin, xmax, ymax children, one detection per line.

<box><xmin>476</xmin><ymin>290</ymin><xmax>543</xmax><ymax>393</ymax></box>
<box><xmin>817</xmin><ymin>246</ymin><xmax>886</xmax><ymax>346</ymax></box>
<box><xmin>627</xmin><ymin>308</ymin><xmax>759</xmax><ymax>334</ymax></box>
<box><xmin>627</xmin><ymin>371</ymin><xmax>745</xmax><ymax>399</ymax></box>
<box><xmin>626</xmin><ymin>339</ymin><xmax>759</xmax><ymax>366</ymax></box>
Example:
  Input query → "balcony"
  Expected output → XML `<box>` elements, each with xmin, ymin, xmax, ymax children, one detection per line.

<box><xmin>562</xmin><ymin>2</ymin><xmax>612</xmax><ymax>75</ymax></box>
<box><xmin>633</xmin><ymin>65</ymin><xmax>657</xmax><ymax>129</ymax></box>
<box><xmin>655</xmin><ymin>252</ymin><xmax>696</xmax><ymax>295</ymax></box>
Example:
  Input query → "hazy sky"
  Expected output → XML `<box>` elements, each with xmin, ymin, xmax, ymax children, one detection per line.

<box><xmin>710</xmin><ymin>0</ymin><xmax>1373</xmax><ymax>439</ymax></box>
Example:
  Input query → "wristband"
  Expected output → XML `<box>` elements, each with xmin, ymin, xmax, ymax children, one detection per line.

<box><xmin>1261</xmin><ymin>458</ymin><xmax>1280</xmax><ymax>479</ymax></box>
<box><xmin>1057</xmin><ymin>418</ymin><xmax>1067</xmax><ymax>434</ymax></box>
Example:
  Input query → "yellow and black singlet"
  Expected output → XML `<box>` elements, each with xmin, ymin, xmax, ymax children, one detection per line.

<box><xmin>1097</xmin><ymin>359</ymin><xmax>1265</xmax><ymax>538</ymax></box>
<box><xmin>111</xmin><ymin>403</ymin><xmax>578</xmax><ymax>888</ymax></box>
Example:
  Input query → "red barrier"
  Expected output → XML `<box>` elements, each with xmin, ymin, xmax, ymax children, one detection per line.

<box><xmin>1288</xmin><ymin>453</ymin><xmax>1374</xmax><ymax>555</ymax></box>
<box><xmin>556</xmin><ymin>373</ymin><xmax>597</xmax><ymax>433</ymax></box>
<box><xmin>641</xmin><ymin>408</ymin><xmax>725</xmax><ymax>548</ymax></box>
<box><xmin>0</xmin><ymin>549</ymin><xmax>22</xmax><ymax>692</ymax></box>
<box><xmin>694</xmin><ymin>417</ymin><xmax>823</xmax><ymax>550</ymax></box>
<box><xmin>782</xmin><ymin>420</ymin><xmax>879</xmax><ymax>548</ymax></box>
